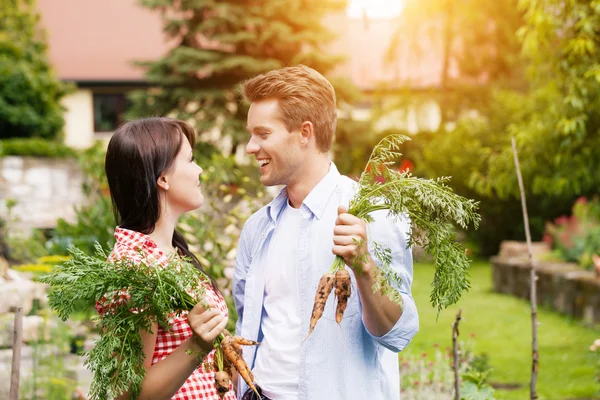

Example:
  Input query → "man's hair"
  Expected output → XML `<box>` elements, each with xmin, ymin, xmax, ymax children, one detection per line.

<box><xmin>240</xmin><ymin>65</ymin><xmax>337</xmax><ymax>152</ymax></box>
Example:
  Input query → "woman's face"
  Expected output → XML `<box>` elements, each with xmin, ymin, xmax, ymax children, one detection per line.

<box><xmin>161</xmin><ymin>134</ymin><xmax>204</xmax><ymax>214</ymax></box>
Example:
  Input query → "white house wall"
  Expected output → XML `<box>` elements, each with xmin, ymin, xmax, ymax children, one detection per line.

<box><xmin>62</xmin><ymin>89</ymin><xmax>94</xmax><ymax>149</ymax></box>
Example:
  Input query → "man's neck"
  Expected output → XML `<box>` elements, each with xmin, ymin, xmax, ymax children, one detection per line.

<box><xmin>286</xmin><ymin>157</ymin><xmax>331</xmax><ymax>208</ymax></box>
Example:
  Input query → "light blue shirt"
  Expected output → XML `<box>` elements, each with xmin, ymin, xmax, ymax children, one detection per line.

<box><xmin>233</xmin><ymin>163</ymin><xmax>419</xmax><ymax>400</ymax></box>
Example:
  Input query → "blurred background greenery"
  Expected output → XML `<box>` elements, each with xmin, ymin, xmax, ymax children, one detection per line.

<box><xmin>2</xmin><ymin>0</ymin><xmax>600</xmax><ymax>398</ymax></box>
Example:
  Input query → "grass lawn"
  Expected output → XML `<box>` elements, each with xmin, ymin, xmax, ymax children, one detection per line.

<box><xmin>403</xmin><ymin>261</ymin><xmax>600</xmax><ymax>400</ymax></box>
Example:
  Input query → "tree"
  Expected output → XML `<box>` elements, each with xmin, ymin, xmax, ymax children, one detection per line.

<box><xmin>128</xmin><ymin>0</ymin><xmax>356</xmax><ymax>155</ymax></box>
<box><xmin>383</xmin><ymin>0</ymin><xmax>525</xmax><ymax>123</ymax></box>
<box><xmin>471</xmin><ymin>0</ymin><xmax>600</xmax><ymax>199</ymax></box>
<box><xmin>0</xmin><ymin>0</ymin><xmax>69</xmax><ymax>139</ymax></box>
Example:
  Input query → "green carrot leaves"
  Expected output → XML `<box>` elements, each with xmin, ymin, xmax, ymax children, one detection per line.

<box><xmin>39</xmin><ymin>243</ymin><xmax>208</xmax><ymax>400</ymax></box>
<box><xmin>346</xmin><ymin>135</ymin><xmax>480</xmax><ymax>313</ymax></box>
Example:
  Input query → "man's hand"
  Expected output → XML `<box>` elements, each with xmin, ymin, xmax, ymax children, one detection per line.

<box><xmin>332</xmin><ymin>205</ymin><xmax>373</xmax><ymax>275</ymax></box>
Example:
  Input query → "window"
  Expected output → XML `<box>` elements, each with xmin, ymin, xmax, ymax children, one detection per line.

<box><xmin>93</xmin><ymin>93</ymin><xmax>130</xmax><ymax>132</ymax></box>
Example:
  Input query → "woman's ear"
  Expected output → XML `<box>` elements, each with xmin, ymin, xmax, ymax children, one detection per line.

<box><xmin>157</xmin><ymin>175</ymin><xmax>169</xmax><ymax>191</ymax></box>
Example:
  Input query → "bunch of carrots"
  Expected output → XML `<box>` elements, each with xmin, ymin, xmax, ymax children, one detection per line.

<box><xmin>40</xmin><ymin>245</ymin><xmax>261</xmax><ymax>399</ymax></box>
<box><xmin>307</xmin><ymin>135</ymin><xmax>481</xmax><ymax>337</ymax></box>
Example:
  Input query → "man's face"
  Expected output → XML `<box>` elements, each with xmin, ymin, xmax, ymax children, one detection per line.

<box><xmin>246</xmin><ymin>98</ymin><xmax>302</xmax><ymax>187</ymax></box>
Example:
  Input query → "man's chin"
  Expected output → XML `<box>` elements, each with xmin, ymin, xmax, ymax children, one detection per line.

<box><xmin>260</xmin><ymin>175</ymin><xmax>279</xmax><ymax>187</ymax></box>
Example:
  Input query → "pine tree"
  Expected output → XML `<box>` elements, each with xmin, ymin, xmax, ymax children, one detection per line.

<box><xmin>0</xmin><ymin>0</ymin><xmax>70</xmax><ymax>139</ymax></box>
<box><xmin>128</xmin><ymin>0</ymin><xmax>352</xmax><ymax>154</ymax></box>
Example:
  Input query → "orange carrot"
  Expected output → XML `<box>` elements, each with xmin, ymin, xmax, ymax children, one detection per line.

<box><xmin>214</xmin><ymin>370</ymin><xmax>231</xmax><ymax>398</ymax></box>
<box><xmin>334</xmin><ymin>269</ymin><xmax>351</xmax><ymax>325</ymax></box>
<box><xmin>221</xmin><ymin>333</ymin><xmax>260</xmax><ymax>399</ymax></box>
<box><xmin>306</xmin><ymin>273</ymin><xmax>335</xmax><ymax>339</ymax></box>
<box><xmin>233</xmin><ymin>336</ymin><xmax>260</xmax><ymax>346</ymax></box>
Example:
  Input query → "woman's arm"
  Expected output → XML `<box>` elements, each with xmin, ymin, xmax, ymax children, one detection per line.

<box><xmin>118</xmin><ymin>304</ymin><xmax>228</xmax><ymax>400</ymax></box>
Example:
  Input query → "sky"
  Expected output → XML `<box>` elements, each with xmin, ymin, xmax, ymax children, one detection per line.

<box><xmin>346</xmin><ymin>0</ymin><xmax>404</xmax><ymax>19</ymax></box>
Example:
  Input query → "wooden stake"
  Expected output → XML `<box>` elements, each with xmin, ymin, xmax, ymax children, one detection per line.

<box><xmin>9</xmin><ymin>306</ymin><xmax>24</xmax><ymax>400</ymax></box>
<box><xmin>511</xmin><ymin>137</ymin><xmax>539</xmax><ymax>399</ymax></box>
<box><xmin>452</xmin><ymin>309</ymin><xmax>462</xmax><ymax>400</ymax></box>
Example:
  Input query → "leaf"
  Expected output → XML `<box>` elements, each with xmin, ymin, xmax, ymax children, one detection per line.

<box><xmin>460</xmin><ymin>381</ymin><xmax>495</xmax><ymax>400</ymax></box>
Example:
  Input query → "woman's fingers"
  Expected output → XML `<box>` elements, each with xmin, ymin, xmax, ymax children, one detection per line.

<box><xmin>206</xmin><ymin>317</ymin><xmax>228</xmax><ymax>339</ymax></box>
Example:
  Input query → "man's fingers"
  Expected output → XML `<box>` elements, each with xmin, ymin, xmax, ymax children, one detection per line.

<box><xmin>333</xmin><ymin>235</ymin><xmax>359</xmax><ymax>246</ymax></box>
<box><xmin>333</xmin><ymin>225</ymin><xmax>358</xmax><ymax>236</ymax></box>
<box><xmin>336</xmin><ymin>213</ymin><xmax>362</xmax><ymax>226</ymax></box>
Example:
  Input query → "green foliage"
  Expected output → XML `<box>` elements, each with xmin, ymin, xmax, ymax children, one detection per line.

<box><xmin>408</xmin><ymin>262</ymin><xmax>600</xmax><ymax>399</ymax></box>
<box><xmin>470</xmin><ymin>0</ymin><xmax>600</xmax><ymax>198</ymax></box>
<box><xmin>19</xmin><ymin>311</ymin><xmax>77</xmax><ymax>400</ymax></box>
<box><xmin>0</xmin><ymin>138</ymin><xmax>76</xmax><ymax>157</ymax></box>
<box><xmin>461</xmin><ymin>352</ymin><xmax>495</xmax><ymax>400</ymax></box>
<box><xmin>40</xmin><ymin>245</ymin><xmax>210</xmax><ymax>400</ymax></box>
<box><xmin>6</xmin><ymin>227</ymin><xmax>48</xmax><ymax>262</ymax></box>
<box><xmin>12</xmin><ymin>255</ymin><xmax>70</xmax><ymax>279</ymax></box>
<box><xmin>128</xmin><ymin>0</ymin><xmax>355</xmax><ymax>152</ymax></box>
<box><xmin>0</xmin><ymin>0</ymin><xmax>71</xmax><ymax>139</ymax></box>
<box><xmin>46</xmin><ymin>196</ymin><xmax>116</xmax><ymax>256</ymax></box>
<box><xmin>591</xmin><ymin>339</ymin><xmax>600</xmax><ymax>389</ymax></box>
<box><xmin>544</xmin><ymin>196</ymin><xmax>600</xmax><ymax>269</ymax></box>
<box><xmin>333</xmin><ymin>117</ymin><xmax>382</xmax><ymax>178</ymax></box>
<box><xmin>385</xmin><ymin>0</ymin><xmax>525</xmax><ymax>123</ymax></box>
<box><xmin>399</xmin><ymin>339</ymin><xmax>493</xmax><ymax>399</ymax></box>
<box><xmin>344</xmin><ymin>135</ymin><xmax>480</xmax><ymax>312</ymax></box>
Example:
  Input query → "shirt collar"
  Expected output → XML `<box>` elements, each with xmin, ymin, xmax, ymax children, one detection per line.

<box><xmin>266</xmin><ymin>162</ymin><xmax>341</xmax><ymax>222</ymax></box>
<box><xmin>114</xmin><ymin>226</ymin><xmax>158</xmax><ymax>251</ymax></box>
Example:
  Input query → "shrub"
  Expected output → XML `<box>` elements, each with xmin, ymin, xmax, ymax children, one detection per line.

<box><xmin>0</xmin><ymin>138</ymin><xmax>75</xmax><ymax>158</ymax></box>
<box><xmin>544</xmin><ymin>197</ymin><xmax>600</xmax><ymax>269</ymax></box>
<box><xmin>400</xmin><ymin>340</ymin><xmax>495</xmax><ymax>400</ymax></box>
<box><xmin>0</xmin><ymin>0</ymin><xmax>71</xmax><ymax>140</ymax></box>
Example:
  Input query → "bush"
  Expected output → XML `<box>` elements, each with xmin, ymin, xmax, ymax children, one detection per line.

<box><xmin>0</xmin><ymin>0</ymin><xmax>70</xmax><ymax>140</ymax></box>
<box><xmin>0</xmin><ymin>138</ymin><xmax>75</xmax><ymax>158</ymax></box>
<box><xmin>399</xmin><ymin>340</ymin><xmax>495</xmax><ymax>400</ymax></box>
<box><xmin>544</xmin><ymin>197</ymin><xmax>600</xmax><ymax>269</ymax></box>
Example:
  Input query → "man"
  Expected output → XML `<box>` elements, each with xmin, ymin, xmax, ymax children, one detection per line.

<box><xmin>233</xmin><ymin>65</ymin><xmax>418</xmax><ymax>400</ymax></box>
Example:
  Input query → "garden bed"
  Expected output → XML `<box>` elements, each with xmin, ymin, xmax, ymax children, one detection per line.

<box><xmin>491</xmin><ymin>242</ymin><xmax>600</xmax><ymax>324</ymax></box>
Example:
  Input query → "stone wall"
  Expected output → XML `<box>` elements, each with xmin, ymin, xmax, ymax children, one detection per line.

<box><xmin>491</xmin><ymin>241</ymin><xmax>600</xmax><ymax>324</ymax></box>
<box><xmin>0</xmin><ymin>156</ymin><xmax>85</xmax><ymax>234</ymax></box>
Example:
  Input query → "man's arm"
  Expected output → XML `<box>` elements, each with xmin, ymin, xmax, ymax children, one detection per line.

<box><xmin>332</xmin><ymin>206</ymin><xmax>419</xmax><ymax>350</ymax></box>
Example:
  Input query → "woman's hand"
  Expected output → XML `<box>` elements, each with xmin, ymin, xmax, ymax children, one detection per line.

<box><xmin>187</xmin><ymin>302</ymin><xmax>228</xmax><ymax>353</ymax></box>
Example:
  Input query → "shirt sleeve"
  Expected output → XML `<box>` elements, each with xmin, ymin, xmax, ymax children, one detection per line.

<box><xmin>233</xmin><ymin>222</ymin><xmax>252</xmax><ymax>337</ymax></box>
<box><xmin>363</xmin><ymin>210</ymin><xmax>419</xmax><ymax>353</ymax></box>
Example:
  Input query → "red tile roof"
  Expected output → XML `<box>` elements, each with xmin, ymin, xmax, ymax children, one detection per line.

<box><xmin>38</xmin><ymin>0</ymin><xmax>169</xmax><ymax>81</ymax></box>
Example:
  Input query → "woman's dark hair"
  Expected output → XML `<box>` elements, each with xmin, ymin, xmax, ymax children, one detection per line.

<box><xmin>105</xmin><ymin>117</ymin><xmax>218</xmax><ymax>289</ymax></box>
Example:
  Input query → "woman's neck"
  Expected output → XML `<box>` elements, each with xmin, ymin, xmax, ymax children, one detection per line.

<box><xmin>148</xmin><ymin>212</ymin><xmax>179</xmax><ymax>255</ymax></box>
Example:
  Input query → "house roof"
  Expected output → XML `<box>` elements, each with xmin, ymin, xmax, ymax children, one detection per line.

<box><xmin>38</xmin><ymin>0</ymin><xmax>169</xmax><ymax>82</ymax></box>
<box><xmin>37</xmin><ymin>0</ymin><xmax>451</xmax><ymax>90</ymax></box>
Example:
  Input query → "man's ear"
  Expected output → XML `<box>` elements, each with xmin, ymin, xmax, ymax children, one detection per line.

<box><xmin>157</xmin><ymin>175</ymin><xmax>169</xmax><ymax>191</ymax></box>
<box><xmin>300</xmin><ymin>120</ymin><xmax>314</xmax><ymax>145</ymax></box>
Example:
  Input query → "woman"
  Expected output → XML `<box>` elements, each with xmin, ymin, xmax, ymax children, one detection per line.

<box><xmin>102</xmin><ymin>117</ymin><xmax>233</xmax><ymax>400</ymax></box>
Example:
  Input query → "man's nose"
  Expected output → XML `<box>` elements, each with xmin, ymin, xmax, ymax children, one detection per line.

<box><xmin>246</xmin><ymin>136</ymin><xmax>259</xmax><ymax>154</ymax></box>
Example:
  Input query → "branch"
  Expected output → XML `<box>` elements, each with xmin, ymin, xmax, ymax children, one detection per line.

<box><xmin>452</xmin><ymin>308</ymin><xmax>462</xmax><ymax>400</ymax></box>
<box><xmin>9</xmin><ymin>307</ymin><xmax>24</xmax><ymax>400</ymax></box>
<box><xmin>511</xmin><ymin>137</ymin><xmax>539</xmax><ymax>400</ymax></box>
